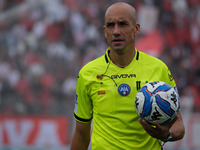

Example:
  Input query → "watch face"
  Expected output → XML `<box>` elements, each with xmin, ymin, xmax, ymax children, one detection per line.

<box><xmin>168</xmin><ymin>131</ymin><xmax>172</xmax><ymax>140</ymax></box>
<box><xmin>163</xmin><ymin>131</ymin><xmax>172</xmax><ymax>143</ymax></box>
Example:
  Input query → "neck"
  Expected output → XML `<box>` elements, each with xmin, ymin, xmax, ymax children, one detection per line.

<box><xmin>109</xmin><ymin>48</ymin><xmax>136</xmax><ymax>68</ymax></box>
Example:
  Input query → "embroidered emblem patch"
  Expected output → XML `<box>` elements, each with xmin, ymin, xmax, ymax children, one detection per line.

<box><xmin>97</xmin><ymin>91</ymin><xmax>106</xmax><ymax>95</ymax></box>
<box><xmin>75</xmin><ymin>94</ymin><xmax>78</xmax><ymax>104</ymax></box>
<box><xmin>118</xmin><ymin>84</ymin><xmax>131</xmax><ymax>96</ymax></box>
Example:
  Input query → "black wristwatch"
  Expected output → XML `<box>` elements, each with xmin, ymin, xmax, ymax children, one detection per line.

<box><xmin>162</xmin><ymin>130</ymin><xmax>172</xmax><ymax>143</ymax></box>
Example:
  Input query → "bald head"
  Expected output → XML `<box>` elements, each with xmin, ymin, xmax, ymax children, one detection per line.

<box><xmin>104</xmin><ymin>2</ymin><xmax>137</xmax><ymax>25</ymax></box>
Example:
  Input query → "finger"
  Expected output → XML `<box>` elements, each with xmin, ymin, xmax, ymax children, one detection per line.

<box><xmin>139</xmin><ymin>119</ymin><xmax>155</xmax><ymax>132</ymax></box>
<box><xmin>153</xmin><ymin>121</ymin><xmax>161</xmax><ymax>128</ymax></box>
<box><xmin>138</xmin><ymin>118</ymin><xmax>142</xmax><ymax>124</ymax></box>
<box><xmin>139</xmin><ymin>118</ymin><xmax>149</xmax><ymax>127</ymax></box>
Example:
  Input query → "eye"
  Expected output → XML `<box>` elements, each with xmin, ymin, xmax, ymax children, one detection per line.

<box><xmin>119</xmin><ymin>21</ymin><xmax>128</xmax><ymax>26</ymax></box>
<box><xmin>106</xmin><ymin>22</ymin><xmax>115</xmax><ymax>28</ymax></box>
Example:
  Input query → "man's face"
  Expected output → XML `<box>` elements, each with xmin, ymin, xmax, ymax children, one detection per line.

<box><xmin>104</xmin><ymin>5</ymin><xmax>139</xmax><ymax>53</ymax></box>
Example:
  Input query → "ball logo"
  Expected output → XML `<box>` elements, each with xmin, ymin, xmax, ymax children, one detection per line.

<box><xmin>118</xmin><ymin>84</ymin><xmax>131</xmax><ymax>96</ymax></box>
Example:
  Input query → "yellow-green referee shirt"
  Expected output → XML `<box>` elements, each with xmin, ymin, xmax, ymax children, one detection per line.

<box><xmin>74</xmin><ymin>48</ymin><xmax>176</xmax><ymax>150</ymax></box>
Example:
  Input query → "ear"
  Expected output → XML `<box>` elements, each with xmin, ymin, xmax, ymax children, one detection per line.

<box><xmin>104</xmin><ymin>25</ymin><xmax>108</xmax><ymax>38</ymax></box>
<box><xmin>134</xmin><ymin>23</ymin><xmax>140</xmax><ymax>37</ymax></box>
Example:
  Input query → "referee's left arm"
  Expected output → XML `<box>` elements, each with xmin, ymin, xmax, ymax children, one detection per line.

<box><xmin>165</xmin><ymin>111</ymin><xmax>185</xmax><ymax>141</ymax></box>
<box><xmin>138</xmin><ymin>111</ymin><xmax>185</xmax><ymax>142</ymax></box>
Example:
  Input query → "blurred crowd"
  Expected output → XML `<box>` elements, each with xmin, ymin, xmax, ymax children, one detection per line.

<box><xmin>0</xmin><ymin>0</ymin><xmax>199</xmax><ymax>116</ymax></box>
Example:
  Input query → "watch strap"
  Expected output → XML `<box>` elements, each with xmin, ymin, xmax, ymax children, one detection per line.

<box><xmin>162</xmin><ymin>130</ymin><xmax>172</xmax><ymax>143</ymax></box>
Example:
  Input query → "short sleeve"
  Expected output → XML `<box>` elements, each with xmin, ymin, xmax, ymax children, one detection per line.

<box><xmin>161</xmin><ymin>64</ymin><xmax>176</xmax><ymax>88</ymax></box>
<box><xmin>74</xmin><ymin>71</ymin><xmax>93</xmax><ymax>123</ymax></box>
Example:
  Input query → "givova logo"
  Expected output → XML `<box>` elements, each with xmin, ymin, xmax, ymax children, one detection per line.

<box><xmin>118</xmin><ymin>84</ymin><xmax>131</xmax><ymax>96</ymax></box>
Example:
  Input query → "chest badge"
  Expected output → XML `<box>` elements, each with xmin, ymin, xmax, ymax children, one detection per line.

<box><xmin>97</xmin><ymin>90</ymin><xmax>106</xmax><ymax>95</ymax></box>
<box><xmin>118</xmin><ymin>84</ymin><xmax>131</xmax><ymax>96</ymax></box>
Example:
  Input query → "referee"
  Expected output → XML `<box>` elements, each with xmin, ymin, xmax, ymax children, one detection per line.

<box><xmin>71</xmin><ymin>2</ymin><xmax>185</xmax><ymax>150</ymax></box>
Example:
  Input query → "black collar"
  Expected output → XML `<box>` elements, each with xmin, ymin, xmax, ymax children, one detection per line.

<box><xmin>104</xmin><ymin>50</ymin><xmax>139</xmax><ymax>63</ymax></box>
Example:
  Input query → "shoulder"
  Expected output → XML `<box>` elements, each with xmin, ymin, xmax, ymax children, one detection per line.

<box><xmin>138</xmin><ymin>50</ymin><xmax>175</xmax><ymax>86</ymax></box>
<box><xmin>78</xmin><ymin>54</ymin><xmax>107</xmax><ymax>79</ymax></box>
<box><xmin>138</xmin><ymin>51</ymin><xmax>167</xmax><ymax>67</ymax></box>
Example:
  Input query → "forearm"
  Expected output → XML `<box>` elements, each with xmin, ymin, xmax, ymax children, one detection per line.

<box><xmin>169</xmin><ymin>112</ymin><xmax>185</xmax><ymax>141</ymax></box>
<box><xmin>71</xmin><ymin>130</ymin><xmax>90</xmax><ymax>150</ymax></box>
<box><xmin>138</xmin><ymin>111</ymin><xmax>185</xmax><ymax>142</ymax></box>
<box><xmin>70</xmin><ymin>121</ymin><xmax>91</xmax><ymax>150</ymax></box>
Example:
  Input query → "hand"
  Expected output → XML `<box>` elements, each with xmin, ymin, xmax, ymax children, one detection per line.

<box><xmin>138</xmin><ymin>118</ymin><xmax>174</xmax><ymax>141</ymax></box>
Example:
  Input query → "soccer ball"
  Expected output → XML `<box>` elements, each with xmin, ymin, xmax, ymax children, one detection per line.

<box><xmin>135</xmin><ymin>81</ymin><xmax>180</xmax><ymax>125</ymax></box>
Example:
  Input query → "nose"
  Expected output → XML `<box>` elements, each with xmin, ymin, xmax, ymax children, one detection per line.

<box><xmin>113</xmin><ymin>25</ymin><xmax>120</xmax><ymax>35</ymax></box>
